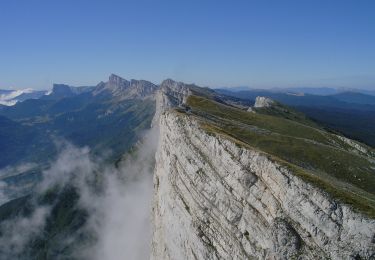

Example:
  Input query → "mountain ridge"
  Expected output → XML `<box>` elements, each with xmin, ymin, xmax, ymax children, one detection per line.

<box><xmin>151</xmin><ymin>83</ymin><xmax>375</xmax><ymax>259</ymax></box>
<box><xmin>0</xmin><ymin>75</ymin><xmax>374</xmax><ymax>259</ymax></box>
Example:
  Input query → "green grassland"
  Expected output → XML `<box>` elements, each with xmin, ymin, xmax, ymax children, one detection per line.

<box><xmin>185</xmin><ymin>95</ymin><xmax>375</xmax><ymax>217</ymax></box>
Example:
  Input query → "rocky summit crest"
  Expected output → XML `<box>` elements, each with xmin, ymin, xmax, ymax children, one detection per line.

<box><xmin>94</xmin><ymin>74</ymin><xmax>158</xmax><ymax>99</ymax></box>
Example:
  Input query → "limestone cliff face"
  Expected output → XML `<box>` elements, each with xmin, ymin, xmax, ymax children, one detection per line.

<box><xmin>151</xmin><ymin>112</ymin><xmax>375</xmax><ymax>259</ymax></box>
<box><xmin>151</xmin><ymin>79</ymin><xmax>191</xmax><ymax>127</ymax></box>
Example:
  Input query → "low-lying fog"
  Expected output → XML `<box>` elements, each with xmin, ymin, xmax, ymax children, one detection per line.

<box><xmin>0</xmin><ymin>127</ymin><xmax>159</xmax><ymax>259</ymax></box>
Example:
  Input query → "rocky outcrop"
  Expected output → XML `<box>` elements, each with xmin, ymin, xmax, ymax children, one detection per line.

<box><xmin>158</xmin><ymin>79</ymin><xmax>191</xmax><ymax>107</ymax></box>
<box><xmin>152</xmin><ymin>79</ymin><xmax>192</xmax><ymax>126</ymax></box>
<box><xmin>151</xmin><ymin>88</ymin><xmax>375</xmax><ymax>259</ymax></box>
<box><xmin>247</xmin><ymin>96</ymin><xmax>276</xmax><ymax>112</ymax></box>
<box><xmin>254</xmin><ymin>96</ymin><xmax>274</xmax><ymax>108</ymax></box>
<box><xmin>335</xmin><ymin>134</ymin><xmax>373</xmax><ymax>156</ymax></box>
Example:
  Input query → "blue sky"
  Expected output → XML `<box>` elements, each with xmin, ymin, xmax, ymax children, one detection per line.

<box><xmin>0</xmin><ymin>0</ymin><xmax>374</xmax><ymax>89</ymax></box>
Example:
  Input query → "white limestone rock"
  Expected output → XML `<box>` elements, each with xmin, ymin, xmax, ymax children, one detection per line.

<box><xmin>254</xmin><ymin>96</ymin><xmax>274</xmax><ymax>108</ymax></box>
<box><xmin>151</xmin><ymin>110</ymin><xmax>375</xmax><ymax>260</ymax></box>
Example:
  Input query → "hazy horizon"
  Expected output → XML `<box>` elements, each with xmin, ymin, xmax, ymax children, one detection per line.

<box><xmin>1</xmin><ymin>75</ymin><xmax>374</xmax><ymax>92</ymax></box>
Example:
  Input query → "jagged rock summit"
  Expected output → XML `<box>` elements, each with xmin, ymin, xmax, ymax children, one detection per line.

<box><xmin>108</xmin><ymin>73</ymin><xmax>129</xmax><ymax>87</ymax></box>
<box><xmin>94</xmin><ymin>74</ymin><xmax>158</xmax><ymax>99</ymax></box>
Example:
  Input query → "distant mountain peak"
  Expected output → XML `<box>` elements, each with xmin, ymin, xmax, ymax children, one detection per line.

<box><xmin>52</xmin><ymin>84</ymin><xmax>73</xmax><ymax>92</ymax></box>
<box><xmin>94</xmin><ymin>74</ymin><xmax>158</xmax><ymax>99</ymax></box>
<box><xmin>160</xmin><ymin>79</ymin><xmax>195</xmax><ymax>92</ymax></box>
<box><xmin>48</xmin><ymin>84</ymin><xmax>76</xmax><ymax>99</ymax></box>
<box><xmin>108</xmin><ymin>74</ymin><xmax>129</xmax><ymax>86</ymax></box>
<box><xmin>162</xmin><ymin>78</ymin><xmax>178</xmax><ymax>85</ymax></box>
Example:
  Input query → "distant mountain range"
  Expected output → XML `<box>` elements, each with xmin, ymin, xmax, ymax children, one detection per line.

<box><xmin>0</xmin><ymin>74</ymin><xmax>157</xmax><ymax>203</ymax></box>
<box><xmin>2</xmin><ymin>84</ymin><xmax>373</xmax><ymax>107</ymax></box>
<box><xmin>0</xmin><ymin>74</ymin><xmax>158</xmax><ymax>164</ymax></box>
<box><xmin>216</xmin><ymin>86</ymin><xmax>375</xmax><ymax>96</ymax></box>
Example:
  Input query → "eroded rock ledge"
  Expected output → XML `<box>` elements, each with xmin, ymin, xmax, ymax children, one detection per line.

<box><xmin>151</xmin><ymin>111</ymin><xmax>375</xmax><ymax>259</ymax></box>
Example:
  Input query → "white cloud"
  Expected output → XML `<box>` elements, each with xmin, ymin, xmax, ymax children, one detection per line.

<box><xmin>0</xmin><ymin>88</ymin><xmax>35</xmax><ymax>106</ymax></box>
<box><xmin>0</xmin><ymin>205</ymin><xmax>50</xmax><ymax>256</ymax></box>
<box><xmin>0</xmin><ymin>127</ymin><xmax>159</xmax><ymax>259</ymax></box>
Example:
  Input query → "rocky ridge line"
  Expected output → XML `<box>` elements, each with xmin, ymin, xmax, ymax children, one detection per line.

<box><xmin>151</xmin><ymin>82</ymin><xmax>375</xmax><ymax>259</ymax></box>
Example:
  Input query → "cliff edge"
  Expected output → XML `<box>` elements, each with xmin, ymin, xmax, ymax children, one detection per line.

<box><xmin>151</xmin><ymin>83</ymin><xmax>375</xmax><ymax>259</ymax></box>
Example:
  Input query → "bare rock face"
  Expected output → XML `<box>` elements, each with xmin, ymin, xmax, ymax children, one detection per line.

<box><xmin>94</xmin><ymin>74</ymin><xmax>158</xmax><ymax>99</ymax></box>
<box><xmin>151</xmin><ymin>104</ymin><xmax>375</xmax><ymax>259</ymax></box>
<box><xmin>152</xmin><ymin>79</ymin><xmax>191</xmax><ymax>126</ymax></box>
<box><xmin>254</xmin><ymin>96</ymin><xmax>274</xmax><ymax>108</ymax></box>
<box><xmin>108</xmin><ymin>73</ymin><xmax>129</xmax><ymax>87</ymax></box>
<box><xmin>158</xmin><ymin>79</ymin><xmax>191</xmax><ymax>107</ymax></box>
